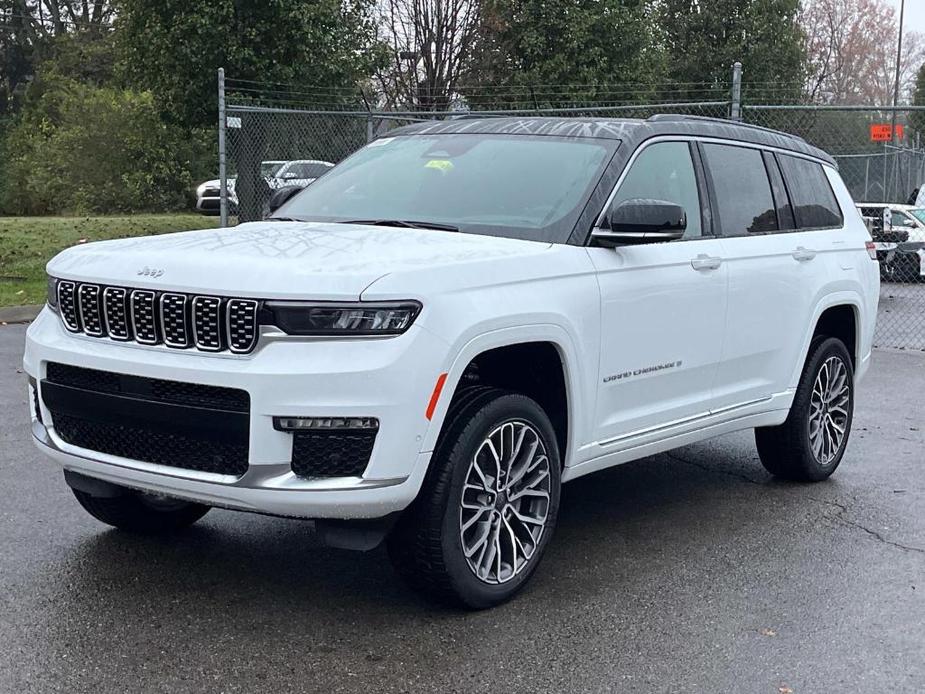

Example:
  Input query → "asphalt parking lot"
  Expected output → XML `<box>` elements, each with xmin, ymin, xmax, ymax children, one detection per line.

<box><xmin>1</xmin><ymin>322</ymin><xmax>924</xmax><ymax>694</ymax></box>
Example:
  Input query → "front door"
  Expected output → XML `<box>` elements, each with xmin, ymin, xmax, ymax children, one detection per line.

<box><xmin>589</xmin><ymin>140</ymin><xmax>728</xmax><ymax>447</ymax></box>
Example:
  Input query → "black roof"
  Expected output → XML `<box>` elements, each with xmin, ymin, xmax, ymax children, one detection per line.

<box><xmin>388</xmin><ymin>114</ymin><xmax>836</xmax><ymax>167</ymax></box>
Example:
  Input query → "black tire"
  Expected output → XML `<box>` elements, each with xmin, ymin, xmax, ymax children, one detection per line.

<box><xmin>388</xmin><ymin>388</ymin><xmax>562</xmax><ymax>609</ymax></box>
<box><xmin>72</xmin><ymin>487</ymin><xmax>210</xmax><ymax>533</ymax></box>
<box><xmin>755</xmin><ymin>336</ymin><xmax>854</xmax><ymax>481</ymax></box>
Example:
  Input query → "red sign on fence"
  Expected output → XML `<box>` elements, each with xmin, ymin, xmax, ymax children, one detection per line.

<box><xmin>870</xmin><ymin>123</ymin><xmax>904</xmax><ymax>141</ymax></box>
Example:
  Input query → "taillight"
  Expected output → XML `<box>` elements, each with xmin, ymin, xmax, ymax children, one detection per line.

<box><xmin>865</xmin><ymin>241</ymin><xmax>877</xmax><ymax>260</ymax></box>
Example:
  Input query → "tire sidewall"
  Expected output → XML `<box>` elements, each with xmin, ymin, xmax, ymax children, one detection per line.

<box><xmin>437</xmin><ymin>394</ymin><xmax>561</xmax><ymax>608</ymax></box>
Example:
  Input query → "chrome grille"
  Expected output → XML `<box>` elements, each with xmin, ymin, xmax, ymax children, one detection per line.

<box><xmin>53</xmin><ymin>282</ymin><xmax>260</xmax><ymax>354</ymax></box>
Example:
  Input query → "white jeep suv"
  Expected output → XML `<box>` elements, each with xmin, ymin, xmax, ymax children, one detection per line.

<box><xmin>25</xmin><ymin>116</ymin><xmax>879</xmax><ymax>609</ymax></box>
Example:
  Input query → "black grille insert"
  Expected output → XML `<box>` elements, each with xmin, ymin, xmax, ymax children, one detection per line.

<box><xmin>53</xmin><ymin>413</ymin><xmax>248</xmax><ymax>477</ymax></box>
<box><xmin>43</xmin><ymin>362</ymin><xmax>251</xmax><ymax>477</ymax></box>
<box><xmin>291</xmin><ymin>431</ymin><xmax>376</xmax><ymax>479</ymax></box>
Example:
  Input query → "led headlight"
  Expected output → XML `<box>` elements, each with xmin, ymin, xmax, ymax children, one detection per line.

<box><xmin>46</xmin><ymin>276</ymin><xmax>59</xmax><ymax>313</ymax></box>
<box><xmin>264</xmin><ymin>301</ymin><xmax>421</xmax><ymax>336</ymax></box>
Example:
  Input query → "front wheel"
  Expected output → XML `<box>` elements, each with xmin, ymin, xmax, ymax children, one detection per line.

<box><xmin>755</xmin><ymin>336</ymin><xmax>854</xmax><ymax>481</ymax></box>
<box><xmin>388</xmin><ymin>389</ymin><xmax>561</xmax><ymax>609</ymax></box>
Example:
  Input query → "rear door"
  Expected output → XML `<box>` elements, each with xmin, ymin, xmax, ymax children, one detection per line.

<box><xmin>709</xmin><ymin>144</ymin><xmax>844</xmax><ymax>409</ymax></box>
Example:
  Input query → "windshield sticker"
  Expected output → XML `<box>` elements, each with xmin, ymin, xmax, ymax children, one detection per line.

<box><xmin>367</xmin><ymin>137</ymin><xmax>394</xmax><ymax>148</ymax></box>
<box><xmin>425</xmin><ymin>159</ymin><xmax>454</xmax><ymax>172</ymax></box>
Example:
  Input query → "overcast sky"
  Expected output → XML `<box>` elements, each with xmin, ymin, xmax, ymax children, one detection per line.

<box><xmin>886</xmin><ymin>0</ymin><xmax>925</xmax><ymax>38</ymax></box>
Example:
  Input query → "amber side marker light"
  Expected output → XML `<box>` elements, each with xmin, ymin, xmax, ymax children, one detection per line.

<box><xmin>425</xmin><ymin>373</ymin><xmax>448</xmax><ymax>420</ymax></box>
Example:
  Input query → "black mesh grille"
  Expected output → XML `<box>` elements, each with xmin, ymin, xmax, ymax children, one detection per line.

<box><xmin>52</xmin><ymin>282</ymin><xmax>259</xmax><ymax>354</ymax></box>
<box><xmin>53</xmin><ymin>412</ymin><xmax>248</xmax><ymax>476</ymax></box>
<box><xmin>45</xmin><ymin>362</ymin><xmax>249</xmax><ymax>412</ymax></box>
<box><xmin>291</xmin><ymin>431</ymin><xmax>376</xmax><ymax>479</ymax></box>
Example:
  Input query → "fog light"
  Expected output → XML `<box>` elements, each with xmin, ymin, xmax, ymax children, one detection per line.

<box><xmin>273</xmin><ymin>416</ymin><xmax>379</xmax><ymax>431</ymax></box>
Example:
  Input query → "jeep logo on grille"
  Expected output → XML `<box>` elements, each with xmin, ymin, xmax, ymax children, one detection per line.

<box><xmin>137</xmin><ymin>266</ymin><xmax>165</xmax><ymax>278</ymax></box>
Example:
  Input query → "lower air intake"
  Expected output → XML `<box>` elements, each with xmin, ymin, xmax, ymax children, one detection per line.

<box><xmin>290</xmin><ymin>431</ymin><xmax>376</xmax><ymax>479</ymax></box>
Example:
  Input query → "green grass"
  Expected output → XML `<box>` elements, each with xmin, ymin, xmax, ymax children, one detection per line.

<box><xmin>0</xmin><ymin>214</ymin><xmax>221</xmax><ymax>308</ymax></box>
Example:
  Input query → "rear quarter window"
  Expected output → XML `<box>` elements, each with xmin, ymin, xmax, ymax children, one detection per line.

<box><xmin>777</xmin><ymin>154</ymin><xmax>843</xmax><ymax>229</ymax></box>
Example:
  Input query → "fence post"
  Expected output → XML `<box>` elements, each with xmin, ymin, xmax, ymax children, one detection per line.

<box><xmin>218</xmin><ymin>67</ymin><xmax>228</xmax><ymax>228</ymax></box>
<box><xmin>730</xmin><ymin>61</ymin><xmax>743</xmax><ymax>121</ymax></box>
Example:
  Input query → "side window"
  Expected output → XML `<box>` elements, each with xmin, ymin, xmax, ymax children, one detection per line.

<box><xmin>610</xmin><ymin>141</ymin><xmax>702</xmax><ymax>239</ymax></box>
<box><xmin>701</xmin><ymin>143</ymin><xmax>777</xmax><ymax>235</ymax></box>
<box><xmin>777</xmin><ymin>154</ymin><xmax>843</xmax><ymax>229</ymax></box>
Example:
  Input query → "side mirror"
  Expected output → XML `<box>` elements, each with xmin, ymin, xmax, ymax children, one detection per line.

<box><xmin>592</xmin><ymin>198</ymin><xmax>686</xmax><ymax>247</ymax></box>
<box><xmin>265</xmin><ymin>185</ymin><xmax>303</xmax><ymax>218</ymax></box>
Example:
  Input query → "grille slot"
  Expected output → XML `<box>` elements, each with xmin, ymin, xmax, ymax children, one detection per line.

<box><xmin>290</xmin><ymin>431</ymin><xmax>376</xmax><ymax>479</ymax></box>
<box><xmin>57</xmin><ymin>281</ymin><xmax>80</xmax><ymax>332</ymax></box>
<box><xmin>160</xmin><ymin>293</ymin><xmax>191</xmax><ymax>348</ymax></box>
<box><xmin>193</xmin><ymin>296</ymin><xmax>223</xmax><ymax>351</ymax></box>
<box><xmin>227</xmin><ymin>299</ymin><xmax>259</xmax><ymax>353</ymax></box>
<box><xmin>131</xmin><ymin>290</ymin><xmax>160</xmax><ymax>344</ymax></box>
<box><xmin>77</xmin><ymin>284</ymin><xmax>104</xmax><ymax>336</ymax></box>
<box><xmin>52</xmin><ymin>282</ymin><xmax>260</xmax><ymax>354</ymax></box>
<box><xmin>103</xmin><ymin>287</ymin><xmax>131</xmax><ymax>340</ymax></box>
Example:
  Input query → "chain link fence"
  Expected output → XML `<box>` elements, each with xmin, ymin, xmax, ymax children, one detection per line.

<box><xmin>217</xmin><ymin>69</ymin><xmax>925</xmax><ymax>351</ymax></box>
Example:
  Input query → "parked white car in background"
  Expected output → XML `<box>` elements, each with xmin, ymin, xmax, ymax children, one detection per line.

<box><xmin>857</xmin><ymin>202</ymin><xmax>925</xmax><ymax>281</ymax></box>
<box><xmin>195</xmin><ymin>159</ymin><xmax>333</xmax><ymax>215</ymax></box>
<box><xmin>26</xmin><ymin>116</ymin><xmax>878</xmax><ymax>609</ymax></box>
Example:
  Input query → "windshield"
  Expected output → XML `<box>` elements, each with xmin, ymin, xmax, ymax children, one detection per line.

<box><xmin>275</xmin><ymin>134</ymin><xmax>616</xmax><ymax>242</ymax></box>
<box><xmin>909</xmin><ymin>208</ymin><xmax>925</xmax><ymax>225</ymax></box>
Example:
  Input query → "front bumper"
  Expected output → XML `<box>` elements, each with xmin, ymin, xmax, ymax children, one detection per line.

<box><xmin>24</xmin><ymin>308</ymin><xmax>448</xmax><ymax>519</ymax></box>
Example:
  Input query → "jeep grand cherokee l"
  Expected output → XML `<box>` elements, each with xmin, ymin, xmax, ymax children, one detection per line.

<box><xmin>25</xmin><ymin>116</ymin><xmax>879</xmax><ymax>609</ymax></box>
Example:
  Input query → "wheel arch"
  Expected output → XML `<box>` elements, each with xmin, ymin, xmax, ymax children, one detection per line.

<box><xmin>790</xmin><ymin>292</ymin><xmax>862</xmax><ymax>387</ymax></box>
<box><xmin>421</xmin><ymin>325</ymin><xmax>584</xmax><ymax>467</ymax></box>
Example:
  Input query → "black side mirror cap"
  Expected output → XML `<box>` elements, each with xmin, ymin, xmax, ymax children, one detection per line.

<box><xmin>592</xmin><ymin>198</ymin><xmax>687</xmax><ymax>247</ymax></box>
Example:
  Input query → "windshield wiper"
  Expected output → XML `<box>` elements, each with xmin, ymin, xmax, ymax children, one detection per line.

<box><xmin>267</xmin><ymin>216</ymin><xmax>304</xmax><ymax>222</ymax></box>
<box><xmin>339</xmin><ymin>219</ymin><xmax>459</xmax><ymax>232</ymax></box>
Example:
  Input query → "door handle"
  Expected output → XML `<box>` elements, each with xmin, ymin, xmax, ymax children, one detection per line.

<box><xmin>691</xmin><ymin>254</ymin><xmax>722</xmax><ymax>271</ymax></box>
<box><xmin>792</xmin><ymin>246</ymin><xmax>817</xmax><ymax>262</ymax></box>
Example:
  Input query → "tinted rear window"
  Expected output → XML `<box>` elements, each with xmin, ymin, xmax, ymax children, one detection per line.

<box><xmin>777</xmin><ymin>154</ymin><xmax>843</xmax><ymax>229</ymax></box>
<box><xmin>702</xmin><ymin>143</ymin><xmax>777</xmax><ymax>235</ymax></box>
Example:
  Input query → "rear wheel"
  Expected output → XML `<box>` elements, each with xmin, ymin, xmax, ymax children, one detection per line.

<box><xmin>388</xmin><ymin>388</ymin><xmax>561</xmax><ymax>609</ymax></box>
<box><xmin>72</xmin><ymin>487</ymin><xmax>210</xmax><ymax>533</ymax></box>
<box><xmin>755</xmin><ymin>337</ymin><xmax>854</xmax><ymax>481</ymax></box>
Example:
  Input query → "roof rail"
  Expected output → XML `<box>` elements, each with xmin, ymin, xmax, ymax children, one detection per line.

<box><xmin>646</xmin><ymin>114</ymin><xmax>807</xmax><ymax>144</ymax></box>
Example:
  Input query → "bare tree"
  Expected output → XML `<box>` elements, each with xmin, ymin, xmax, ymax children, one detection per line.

<box><xmin>374</xmin><ymin>0</ymin><xmax>480</xmax><ymax>110</ymax></box>
<box><xmin>801</xmin><ymin>0</ymin><xmax>924</xmax><ymax>105</ymax></box>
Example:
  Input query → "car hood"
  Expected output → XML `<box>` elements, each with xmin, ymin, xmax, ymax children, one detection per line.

<box><xmin>47</xmin><ymin>221</ymin><xmax>553</xmax><ymax>301</ymax></box>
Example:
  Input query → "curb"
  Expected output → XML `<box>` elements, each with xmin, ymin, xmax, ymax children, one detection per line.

<box><xmin>0</xmin><ymin>304</ymin><xmax>42</xmax><ymax>324</ymax></box>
